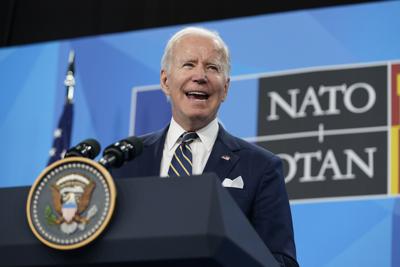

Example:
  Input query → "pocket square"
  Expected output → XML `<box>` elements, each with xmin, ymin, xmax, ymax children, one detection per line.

<box><xmin>222</xmin><ymin>176</ymin><xmax>244</xmax><ymax>189</ymax></box>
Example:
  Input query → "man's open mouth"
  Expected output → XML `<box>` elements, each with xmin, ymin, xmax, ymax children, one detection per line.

<box><xmin>185</xmin><ymin>91</ymin><xmax>209</xmax><ymax>100</ymax></box>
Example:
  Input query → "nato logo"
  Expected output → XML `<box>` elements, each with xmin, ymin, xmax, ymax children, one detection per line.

<box><xmin>257</xmin><ymin>63</ymin><xmax>400</xmax><ymax>200</ymax></box>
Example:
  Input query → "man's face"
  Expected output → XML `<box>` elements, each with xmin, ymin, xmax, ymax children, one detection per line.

<box><xmin>160</xmin><ymin>35</ymin><xmax>230</xmax><ymax>131</ymax></box>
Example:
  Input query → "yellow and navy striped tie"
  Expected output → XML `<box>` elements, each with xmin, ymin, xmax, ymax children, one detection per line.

<box><xmin>168</xmin><ymin>132</ymin><xmax>198</xmax><ymax>177</ymax></box>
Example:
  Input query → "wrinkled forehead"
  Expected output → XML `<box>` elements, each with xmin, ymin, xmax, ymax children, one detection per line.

<box><xmin>172</xmin><ymin>35</ymin><xmax>225</xmax><ymax>62</ymax></box>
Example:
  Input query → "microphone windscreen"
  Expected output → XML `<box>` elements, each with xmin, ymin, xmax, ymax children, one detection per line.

<box><xmin>83</xmin><ymin>138</ymin><xmax>101</xmax><ymax>159</ymax></box>
<box><xmin>124</xmin><ymin>136</ymin><xmax>144</xmax><ymax>159</ymax></box>
<box><xmin>65</xmin><ymin>138</ymin><xmax>101</xmax><ymax>159</ymax></box>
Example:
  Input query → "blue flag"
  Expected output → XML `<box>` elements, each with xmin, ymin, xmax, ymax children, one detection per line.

<box><xmin>47</xmin><ymin>101</ymin><xmax>74</xmax><ymax>165</ymax></box>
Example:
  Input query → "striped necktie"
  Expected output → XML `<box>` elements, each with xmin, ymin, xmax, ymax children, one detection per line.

<box><xmin>168</xmin><ymin>132</ymin><xmax>198</xmax><ymax>177</ymax></box>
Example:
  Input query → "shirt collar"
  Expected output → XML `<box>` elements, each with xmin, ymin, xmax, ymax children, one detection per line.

<box><xmin>196</xmin><ymin>118</ymin><xmax>219</xmax><ymax>152</ymax></box>
<box><xmin>166</xmin><ymin>118</ymin><xmax>186</xmax><ymax>151</ymax></box>
<box><xmin>165</xmin><ymin>117</ymin><xmax>219</xmax><ymax>152</ymax></box>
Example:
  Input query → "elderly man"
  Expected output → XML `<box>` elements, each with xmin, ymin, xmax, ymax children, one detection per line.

<box><xmin>114</xmin><ymin>26</ymin><xmax>299</xmax><ymax>267</ymax></box>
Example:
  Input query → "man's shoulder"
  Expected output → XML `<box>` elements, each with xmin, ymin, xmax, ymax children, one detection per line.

<box><xmin>138</xmin><ymin>127</ymin><xmax>167</xmax><ymax>146</ymax></box>
<box><xmin>220</xmin><ymin>128</ymin><xmax>278</xmax><ymax>161</ymax></box>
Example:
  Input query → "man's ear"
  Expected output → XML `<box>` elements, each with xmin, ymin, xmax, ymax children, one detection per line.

<box><xmin>160</xmin><ymin>69</ymin><xmax>170</xmax><ymax>95</ymax></box>
<box><xmin>222</xmin><ymin>77</ymin><xmax>230</xmax><ymax>101</ymax></box>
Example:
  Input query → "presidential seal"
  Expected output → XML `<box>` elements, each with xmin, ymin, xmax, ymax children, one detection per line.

<box><xmin>26</xmin><ymin>157</ymin><xmax>116</xmax><ymax>250</ymax></box>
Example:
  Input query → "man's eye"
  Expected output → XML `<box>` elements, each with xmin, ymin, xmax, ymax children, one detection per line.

<box><xmin>207</xmin><ymin>65</ymin><xmax>219</xmax><ymax>71</ymax></box>
<box><xmin>183</xmin><ymin>63</ymin><xmax>194</xmax><ymax>68</ymax></box>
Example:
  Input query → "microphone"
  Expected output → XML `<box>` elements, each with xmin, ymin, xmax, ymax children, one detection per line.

<box><xmin>99</xmin><ymin>136</ymin><xmax>143</xmax><ymax>169</ymax></box>
<box><xmin>64</xmin><ymin>138</ymin><xmax>101</xmax><ymax>159</ymax></box>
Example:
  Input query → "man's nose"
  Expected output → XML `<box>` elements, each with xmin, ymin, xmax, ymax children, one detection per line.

<box><xmin>192</xmin><ymin>66</ymin><xmax>207</xmax><ymax>84</ymax></box>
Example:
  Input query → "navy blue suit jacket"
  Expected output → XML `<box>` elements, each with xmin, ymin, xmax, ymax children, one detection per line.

<box><xmin>112</xmin><ymin>125</ymin><xmax>299</xmax><ymax>267</ymax></box>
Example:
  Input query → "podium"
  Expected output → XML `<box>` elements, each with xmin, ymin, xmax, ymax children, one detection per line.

<box><xmin>0</xmin><ymin>173</ymin><xmax>279</xmax><ymax>267</ymax></box>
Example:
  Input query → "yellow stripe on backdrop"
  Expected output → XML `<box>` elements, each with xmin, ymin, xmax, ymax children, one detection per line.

<box><xmin>391</xmin><ymin>126</ymin><xmax>400</xmax><ymax>194</ymax></box>
<box><xmin>397</xmin><ymin>73</ymin><xmax>400</xmax><ymax>95</ymax></box>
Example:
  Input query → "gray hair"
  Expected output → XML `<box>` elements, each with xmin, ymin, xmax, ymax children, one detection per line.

<box><xmin>161</xmin><ymin>26</ymin><xmax>231</xmax><ymax>77</ymax></box>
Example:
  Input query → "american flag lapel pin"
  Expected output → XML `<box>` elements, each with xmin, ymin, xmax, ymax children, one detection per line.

<box><xmin>221</xmin><ymin>155</ymin><xmax>230</xmax><ymax>161</ymax></box>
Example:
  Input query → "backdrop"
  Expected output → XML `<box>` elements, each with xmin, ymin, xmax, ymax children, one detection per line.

<box><xmin>1</xmin><ymin>1</ymin><xmax>399</xmax><ymax>266</ymax></box>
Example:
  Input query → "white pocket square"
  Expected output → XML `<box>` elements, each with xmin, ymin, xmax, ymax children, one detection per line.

<box><xmin>222</xmin><ymin>176</ymin><xmax>244</xmax><ymax>189</ymax></box>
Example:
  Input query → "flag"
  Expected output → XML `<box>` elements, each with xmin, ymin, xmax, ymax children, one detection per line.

<box><xmin>47</xmin><ymin>101</ymin><xmax>73</xmax><ymax>165</ymax></box>
<box><xmin>47</xmin><ymin>50</ymin><xmax>75</xmax><ymax>165</ymax></box>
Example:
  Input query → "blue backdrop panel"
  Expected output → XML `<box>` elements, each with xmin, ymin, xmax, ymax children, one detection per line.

<box><xmin>133</xmin><ymin>88</ymin><xmax>171</xmax><ymax>136</ymax></box>
<box><xmin>1</xmin><ymin>1</ymin><xmax>400</xmax><ymax>267</ymax></box>
<box><xmin>292</xmin><ymin>197</ymin><xmax>398</xmax><ymax>267</ymax></box>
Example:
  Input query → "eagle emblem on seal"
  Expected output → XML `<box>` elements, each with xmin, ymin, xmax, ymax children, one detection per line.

<box><xmin>49</xmin><ymin>174</ymin><xmax>98</xmax><ymax>234</ymax></box>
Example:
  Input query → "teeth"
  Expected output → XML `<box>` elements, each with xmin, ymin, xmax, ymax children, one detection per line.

<box><xmin>187</xmin><ymin>91</ymin><xmax>207</xmax><ymax>96</ymax></box>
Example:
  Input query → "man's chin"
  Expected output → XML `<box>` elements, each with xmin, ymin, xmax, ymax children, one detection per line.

<box><xmin>180</xmin><ymin>113</ymin><xmax>216</xmax><ymax>130</ymax></box>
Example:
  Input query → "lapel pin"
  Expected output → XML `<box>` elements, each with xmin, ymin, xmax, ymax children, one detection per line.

<box><xmin>221</xmin><ymin>155</ymin><xmax>230</xmax><ymax>161</ymax></box>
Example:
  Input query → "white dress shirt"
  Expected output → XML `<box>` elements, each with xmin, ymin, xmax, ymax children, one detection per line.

<box><xmin>160</xmin><ymin>117</ymin><xmax>219</xmax><ymax>177</ymax></box>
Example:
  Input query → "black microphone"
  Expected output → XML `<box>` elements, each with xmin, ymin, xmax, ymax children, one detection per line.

<box><xmin>99</xmin><ymin>136</ymin><xmax>143</xmax><ymax>169</ymax></box>
<box><xmin>64</xmin><ymin>138</ymin><xmax>101</xmax><ymax>159</ymax></box>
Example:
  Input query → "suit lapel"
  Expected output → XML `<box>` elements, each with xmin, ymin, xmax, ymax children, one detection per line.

<box><xmin>203</xmin><ymin>126</ymin><xmax>240</xmax><ymax>182</ymax></box>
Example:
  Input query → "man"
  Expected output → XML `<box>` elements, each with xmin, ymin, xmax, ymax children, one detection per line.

<box><xmin>113</xmin><ymin>27</ymin><xmax>299</xmax><ymax>267</ymax></box>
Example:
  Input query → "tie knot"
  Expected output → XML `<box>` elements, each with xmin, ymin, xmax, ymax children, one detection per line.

<box><xmin>181</xmin><ymin>132</ymin><xmax>198</xmax><ymax>144</ymax></box>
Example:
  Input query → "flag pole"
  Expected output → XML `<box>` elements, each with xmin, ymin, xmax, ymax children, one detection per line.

<box><xmin>47</xmin><ymin>50</ymin><xmax>76</xmax><ymax>165</ymax></box>
<box><xmin>65</xmin><ymin>50</ymin><xmax>75</xmax><ymax>104</ymax></box>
